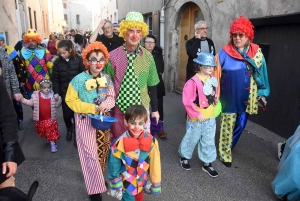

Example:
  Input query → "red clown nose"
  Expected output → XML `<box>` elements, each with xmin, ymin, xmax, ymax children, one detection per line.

<box><xmin>96</xmin><ymin>64</ymin><xmax>103</xmax><ymax>69</ymax></box>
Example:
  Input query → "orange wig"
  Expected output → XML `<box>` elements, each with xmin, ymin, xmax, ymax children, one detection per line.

<box><xmin>23</xmin><ymin>29</ymin><xmax>42</xmax><ymax>44</ymax></box>
<box><xmin>82</xmin><ymin>42</ymin><xmax>110</xmax><ymax>68</ymax></box>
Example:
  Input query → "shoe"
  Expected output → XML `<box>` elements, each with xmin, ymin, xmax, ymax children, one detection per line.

<box><xmin>66</xmin><ymin>131</ymin><xmax>72</xmax><ymax>141</ymax></box>
<box><xmin>278</xmin><ymin>142</ymin><xmax>285</xmax><ymax>160</ymax></box>
<box><xmin>90</xmin><ymin>193</ymin><xmax>102</xmax><ymax>201</ymax></box>
<box><xmin>202</xmin><ymin>163</ymin><xmax>219</xmax><ymax>178</ymax></box>
<box><xmin>51</xmin><ymin>143</ymin><xmax>57</xmax><ymax>153</ymax></box>
<box><xmin>157</xmin><ymin>130</ymin><xmax>167</xmax><ymax>138</ymax></box>
<box><xmin>180</xmin><ymin>157</ymin><xmax>191</xmax><ymax>170</ymax></box>
<box><xmin>222</xmin><ymin>161</ymin><xmax>232</xmax><ymax>167</ymax></box>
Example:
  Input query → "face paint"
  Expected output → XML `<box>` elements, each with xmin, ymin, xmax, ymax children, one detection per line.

<box><xmin>202</xmin><ymin>66</ymin><xmax>214</xmax><ymax>75</ymax></box>
<box><xmin>127</xmin><ymin>118</ymin><xmax>145</xmax><ymax>137</ymax></box>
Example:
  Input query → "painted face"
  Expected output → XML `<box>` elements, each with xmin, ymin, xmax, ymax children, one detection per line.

<box><xmin>125</xmin><ymin>28</ymin><xmax>143</xmax><ymax>47</ymax></box>
<box><xmin>232</xmin><ymin>32</ymin><xmax>249</xmax><ymax>49</ymax></box>
<box><xmin>40</xmin><ymin>83</ymin><xmax>51</xmax><ymax>95</ymax></box>
<box><xmin>58</xmin><ymin>47</ymin><xmax>71</xmax><ymax>59</ymax></box>
<box><xmin>88</xmin><ymin>52</ymin><xmax>105</xmax><ymax>73</ymax></box>
<box><xmin>144</xmin><ymin>37</ymin><xmax>155</xmax><ymax>52</ymax></box>
<box><xmin>195</xmin><ymin>23</ymin><xmax>208</xmax><ymax>38</ymax></box>
<box><xmin>0</xmin><ymin>40</ymin><xmax>4</xmax><ymax>47</ymax></box>
<box><xmin>27</xmin><ymin>39</ymin><xmax>38</xmax><ymax>49</ymax></box>
<box><xmin>200</xmin><ymin>65</ymin><xmax>214</xmax><ymax>75</ymax></box>
<box><xmin>125</xmin><ymin>117</ymin><xmax>146</xmax><ymax>138</ymax></box>
<box><xmin>102</xmin><ymin>23</ymin><xmax>113</xmax><ymax>38</ymax></box>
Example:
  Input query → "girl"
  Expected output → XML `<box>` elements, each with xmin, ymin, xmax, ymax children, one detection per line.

<box><xmin>21</xmin><ymin>79</ymin><xmax>62</xmax><ymax>153</ymax></box>
<box><xmin>65</xmin><ymin>42</ymin><xmax>115</xmax><ymax>201</ymax></box>
<box><xmin>52</xmin><ymin>40</ymin><xmax>85</xmax><ymax>147</ymax></box>
<box><xmin>178</xmin><ymin>52</ymin><xmax>220</xmax><ymax>178</ymax></box>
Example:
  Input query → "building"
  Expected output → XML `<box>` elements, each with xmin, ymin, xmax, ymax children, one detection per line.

<box><xmin>48</xmin><ymin>0</ymin><xmax>66</xmax><ymax>35</ymax></box>
<box><xmin>118</xmin><ymin>0</ymin><xmax>300</xmax><ymax>138</ymax></box>
<box><xmin>101</xmin><ymin>0</ymin><xmax>118</xmax><ymax>23</ymax></box>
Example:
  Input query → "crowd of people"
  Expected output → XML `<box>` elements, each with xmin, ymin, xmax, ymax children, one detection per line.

<box><xmin>0</xmin><ymin>10</ymin><xmax>298</xmax><ymax>201</ymax></box>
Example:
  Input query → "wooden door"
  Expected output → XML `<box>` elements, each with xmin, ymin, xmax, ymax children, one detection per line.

<box><xmin>176</xmin><ymin>4</ymin><xmax>203</xmax><ymax>92</ymax></box>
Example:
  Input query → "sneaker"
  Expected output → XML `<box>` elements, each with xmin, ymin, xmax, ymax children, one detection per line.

<box><xmin>202</xmin><ymin>163</ymin><xmax>218</xmax><ymax>178</ymax></box>
<box><xmin>180</xmin><ymin>157</ymin><xmax>191</xmax><ymax>170</ymax></box>
<box><xmin>51</xmin><ymin>143</ymin><xmax>57</xmax><ymax>153</ymax></box>
<box><xmin>277</xmin><ymin>142</ymin><xmax>285</xmax><ymax>160</ymax></box>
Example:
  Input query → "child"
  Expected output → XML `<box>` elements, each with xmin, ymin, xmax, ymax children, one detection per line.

<box><xmin>107</xmin><ymin>105</ymin><xmax>161</xmax><ymax>201</ymax></box>
<box><xmin>21</xmin><ymin>79</ymin><xmax>62</xmax><ymax>153</ymax></box>
<box><xmin>52</xmin><ymin>39</ymin><xmax>85</xmax><ymax>147</ymax></box>
<box><xmin>178</xmin><ymin>52</ymin><xmax>219</xmax><ymax>178</ymax></box>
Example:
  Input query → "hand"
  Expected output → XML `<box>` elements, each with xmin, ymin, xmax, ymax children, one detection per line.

<box><xmin>99</xmin><ymin>19</ymin><xmax>107</xmax><ymax>29</ymax></box>
<box><xmin>2</xmin><ymin>162</ymin><xmax>17</xmax><ymax>178</ymax></box>
<box><xmin>98</xmin><ymin>102</ymin><xmax>109</xmax><ymax>112</ymax></box>
<box><xmin>197</xmin><ymin>114</ymin><xmax>206</xmax><ymax>122</ymax></box>
<box><xmin>54</xmin><ymin>94</ymin><xmax>60</xmax><ymax>101</ymax></box>
<box><xmin>195</xmin><ymin>31</ymin><xmax>201</xmax><ymax>39</ymax></box>
<box><xmin>151</xmin><ymin>111</ymin><xmax>160</xmax><ymax>124</ymax></box>
<box><xmin>20</xmin><ymin>83</ymin><xmax>25</xmax><ymax>87</ymax></box>
<box><xmin>214</xmin><ymin>97</ymin><xmax>219</xmax><ymax>105</ymax></box>
<box><xmin>13</xmin><ymin>93</ymin><xmax>23</xmax><ymax>102</ymax></box>
<box><xmin>258</xmin><ymin>96</ymin><xmax>267</xmax><ymax>107</ymax></box>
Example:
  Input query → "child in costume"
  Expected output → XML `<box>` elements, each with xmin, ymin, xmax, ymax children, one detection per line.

<box><xmin>52</xmin><ymin>39</ymin><xmax>85</xmax><ymax>146</ymax></box>
<box><xmin>107</xmin><ymin>105</ymin><xmax>161</xmax><ymax>201</ymax></box>
<box><xmin>178</xmin><ymin>52</ymin><xmax>220</xmax><ymax>178</ymax></box>
<box><xmin>65</xmin><ymin>42</ymin><xmax>115</xmax><ymax>201</ymax></box>
<box><xmin>21</xmin><ymin>79</ymin><xmax>61</xmax><ymax>153</ymax></box>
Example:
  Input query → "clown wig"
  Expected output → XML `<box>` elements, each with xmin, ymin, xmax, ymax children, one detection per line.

<box><xmin>82</xmin><ymin>41</ymin><xmax>109</xmax><ymax>68</ymax></box>
<box><xmin>118</xmin><ymin>21</ymin><xmax>148</xmax><ymax>40</ymax></box>
<box><xmin>229</xmin><ymin>16</ymin><xmax>254</xmax><ymax>41</ymax></box>
<box><xmin>23</xmin><ymin>29</ymin><xmax>42</xmax><ymax>44</ymax></box>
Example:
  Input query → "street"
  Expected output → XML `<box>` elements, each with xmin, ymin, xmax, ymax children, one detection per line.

<box><xmin>15</xmin><ymin>92</ymin><xmax>282</xmax><ymax>201</ymax></box>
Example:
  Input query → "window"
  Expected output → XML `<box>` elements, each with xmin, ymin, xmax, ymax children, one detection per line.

<box><xmin>76</xmin><ymin>15</ymin><xmax>80</xmax><ymax>24</ymax></box>
<box><xmin>63</xmin><ymin>3</ymin><xmax>67</xmax><ymax>9</ymax></box>
<box><xmin>42</xmin><ymin>11</ymin><xmax>46</xmax><ymax>34</ymax></box>
<box><xmin>64</xmin><ymin>14</ymin><xmax>68</xmax><ymax>23</ymax></box>
<box><xmin>148</xmin><ymin>16</ymin><xmax>153</xmax><ymax>35</ymax></box>
<box><xmin>34</xmin><ymin>11</ymin><xmax>37</xmax><ymax>30</ymax></box>
<box><xmin>28</xmin><ymin>7</ymin><xmax>32</xmax><ymax>28</ymax></box>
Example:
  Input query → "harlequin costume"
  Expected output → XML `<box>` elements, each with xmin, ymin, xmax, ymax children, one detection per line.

<box><xmin>108</xmin><ymin>130</ymin><xmax>161</xmax><ymax>201</ymax></box>
<box><xmin>104</xmin><ymin>12</ymin><xmax>159</xmax><ymax>140</ymax></box>
<box><xmin>20</xmin><ymin>29</ymin><xmax>53</xmax><ymax>97</ymax></box>
<box><xmin>65</xmin><ymin>42</ymin><xmax>115</xmax><ymax>196</ymax></box>
<box><xmin>213</xmin><ymin>16</ymin><xmax>270</xmax><ymax>165</ymax></box>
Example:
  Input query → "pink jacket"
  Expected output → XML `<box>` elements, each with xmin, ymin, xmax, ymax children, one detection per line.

<box><xmin>21</xmin><ymin>91</ymin><xmax>62</xmax><ymax>121</ymax></box>
<box><xmin>182</xmin><ymin>75</ymin><xmax>218</xmax><ymax>119</ymax></box>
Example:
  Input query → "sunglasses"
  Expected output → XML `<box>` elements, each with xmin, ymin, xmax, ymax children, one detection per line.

<box><xmin>232</xmin><ymin>33</ymin><xmax>246</xmax><ymax>38</ymax></box>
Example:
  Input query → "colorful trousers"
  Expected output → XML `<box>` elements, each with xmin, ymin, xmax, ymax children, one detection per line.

<box><xmin>96</xmin><ymin>129</ymin><xmax>110</xmax><ymax>173</ymax></box>
<box><xmin>178</xmin><ymin>118</ymin><xmax>216</xmax><ymax>163</ymax></box>
<box><xmin>219</xmin><ymin>112</ymin><xmax>249</xmax><ymax>162</ymax></box>
<box><xmin>122</xmin><ymin>190</ymin><xmax>144</xmax><ymax>201</ymax></box>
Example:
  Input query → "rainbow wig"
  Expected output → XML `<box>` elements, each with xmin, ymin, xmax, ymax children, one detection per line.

<box><xmin>23</xmin><ymin>29</ymin><xmax>42</xmax><ymax>44</ymax></box>
<box><xmin>229</xmin><ymin>16</ymin><xmax>254</xmax><ymax>41</ymax></box>
<box><xmin>82</xmin><ymin>41</ymin><xmax>109</xmax><ymax>68</ymax></box>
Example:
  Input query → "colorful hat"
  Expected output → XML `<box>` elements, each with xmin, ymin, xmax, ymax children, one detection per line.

<box><xmin>82</xmin><ymin>41</ymin><xmax>109</xmax><ymax>68</ymax></box>
<box><xmin>230</xmin><ymin>16</ymin><xmax>254</xmax><ymax>41</ymax></box>
<box><xmin>0</xmin><ymin>33</ymin><xmax>6</xmax><ymax>42</ymax></box>
<box><xmin>193</xmin><ymin>52</ymin><xmax>216</xmax><ymax>66</ymax></box>
<box><xmin>119</xmin><ymin>11</ymin><xmax>148</xmax><ymax>39</ymax></box>
<box><xmin>23</xmin><ymin>29</ymin><xmax>42</xmax><ymax>44</ymax></box>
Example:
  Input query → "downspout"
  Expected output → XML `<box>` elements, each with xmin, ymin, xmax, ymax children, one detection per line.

<box><xmin>160</xmin><ymin>0</ymin><xmax>165</xmax><ymax>55</ymax></box>
<box><xmin>15</xmin><ymin>0</ymin><xmax>22</xmax><ymax>40</ymax></box>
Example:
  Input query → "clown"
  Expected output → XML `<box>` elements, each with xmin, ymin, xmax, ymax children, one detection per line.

<box><xmin>65</xmin><ymin>42</ymin><xmax>115</xmax><ymax>201</ymax></box>
<box><xmin>20</xmin><ymin>29</ymin><xmax>53</xmax><ymax>98</ymax></box>
<box><xmin>213</xmin><ymin>16</ymin><xmax>270</xmax><ymax>167</ymax></box>
<box><xmin>104</xmin><ymin>11</ymin><xmax>160</xmax><ymax>140</ymax></box>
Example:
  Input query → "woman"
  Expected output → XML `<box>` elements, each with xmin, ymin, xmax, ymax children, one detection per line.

<box><xmin>213</xmin><ymin>16</ymin><xmax>270</xmax><ymax>167</ymax></box>
<box><xmin>144</xmin><ymin>34</ymin><xmax>167</xmax><ymax>138</ymax></box>
<box><xmin>65</xmin><ymin>42</ymin><xmax>115</xmax><ymax>201</ymax></box>
<box><xmin>47</xmin><ymin>34</ymin><xmax>58</xmax><ymax>56</ymax></box>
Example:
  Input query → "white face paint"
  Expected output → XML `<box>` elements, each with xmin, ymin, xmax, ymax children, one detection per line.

<box><xmin>200</xmin><ymin>65</ymin><xmax>214</xmax><ymax>75</ymax></box>
<box><xmin>40</xmin><ymin>83</ymin><xmax>51</xmax><ymax>95</ymax></box>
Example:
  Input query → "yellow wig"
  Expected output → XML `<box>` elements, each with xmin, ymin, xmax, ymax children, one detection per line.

<box><xmin>119</xmin><ymin>21</ymin><xmax>148</xmax><ymax>40</ymax></box>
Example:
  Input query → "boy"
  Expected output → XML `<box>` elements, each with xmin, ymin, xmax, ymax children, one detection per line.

<box><xmin>108</xmin><ymin>105</ymin><xmax>161</xmax><ymax>201</ymax></box>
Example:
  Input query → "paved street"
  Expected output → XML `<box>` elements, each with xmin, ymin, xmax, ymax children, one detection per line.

<box><xmin>15</xmin><ymin>92</ymin><xmax>283</xmax><ymax>201</ymax></box>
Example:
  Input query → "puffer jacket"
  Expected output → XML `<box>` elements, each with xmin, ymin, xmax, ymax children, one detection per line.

<box><xmin>21</xmin><ymin>91</ymin><xmax>62</xmax><ymax>121</ymax></box>
<box><xmin>51</xmin><ymin>54</ymin><xmax>85</xmax><ymax>99</ymax></box>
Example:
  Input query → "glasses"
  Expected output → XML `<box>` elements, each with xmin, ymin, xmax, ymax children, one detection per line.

<box><xmin>202</xmin><ymin>66</ymin><xmax>215</xmax><ymax>69</ymax></box>
<box><xmin>196</xmin><ymin>27</ymin><xmax>209</xmax><ymax>31</ymax></box>
<box><xmin>145</xmin><ymin>41</ymin><xmax>155</xmax><ymax>45</ymax></box>
<box><xmin>232</xmin><ymin>33</ymin><xmax>246</xmax><ymax>38</ymax></box>
<box><xmin>89</xmin><ymin>57</ymin><xmax>105</xmax><ymax>65</ymax></box>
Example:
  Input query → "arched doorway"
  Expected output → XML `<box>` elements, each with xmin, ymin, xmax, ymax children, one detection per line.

<box><xmin>176</xmin><ymin>3</ymin><xmax>204</xmax><ymax>92</ymax></box>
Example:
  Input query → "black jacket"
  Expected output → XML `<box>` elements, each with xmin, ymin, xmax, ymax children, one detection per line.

<box><xmin>152</xmin><ymin>47</ymin><xmax>165</xmax><ymax>97</ymax></box>
<box><xmin>96</xmin><ymin>33</ymin><xmax>124</xmax><ymax>52</ymax></box>
<box><xmin>0</xmin><ymin>77</ymin><xmax>25</xmax><ymax>184</ymax></box>
<box><xmin>185</xmin><ymin>37</ymin><xmax>215</xmax><ymax>81</ymax></box>
<box><xmin>52</xmin><ymin>55</ymin><xmax>85</xmax><ymax>99</ymax></box>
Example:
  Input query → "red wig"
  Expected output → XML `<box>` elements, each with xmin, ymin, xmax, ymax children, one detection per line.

<box><xmin>229</xmin><ymin>16</ymin><xmax>254</xmax><ymax>41</ymax></box>
<box><xmin>82</xmin><ymin>42</ymin><xmax>109</xmax><ymax>68</ymax></box>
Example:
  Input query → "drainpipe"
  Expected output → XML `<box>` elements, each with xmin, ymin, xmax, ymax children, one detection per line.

<box><xmin>15</xmin><ymin>0</ymin><xmax>22</xmax><ymax>40</ymax></box>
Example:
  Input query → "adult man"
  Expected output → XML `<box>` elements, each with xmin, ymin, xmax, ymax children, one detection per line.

<box><xmin>104</xmin><ymin>12</ymin><xmax>160</xmax><ymax>140</ymax></box>
<box><xmin>20</xmin><ymin>29</ymin><xmax>53</xmax><ymax>98</ymax></box>
<box><xmin>186</xmin><ymin>20</ymin><xmax>215</xmax><ymax>81</ymax></box>
<box><xmin>0</xmin><ymin>33</ymin><xmax>25</xmax><ymax>127</ymax></box>
<box><xmin>89</xmin><ymin>19</ymin><xmax>124</xmax><ymax>52</ymax></box>
<box><xmin>14</xmin><ymin>32</ymin><xmax>27</xmax><ymax>53</ymax></box>
<box><xmin>112</xmin><ymin>23</ymin><xmax>120</xmax><ymax>35</ymax></box>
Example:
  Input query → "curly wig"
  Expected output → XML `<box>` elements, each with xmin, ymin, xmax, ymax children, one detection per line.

<box><xmin>23</xmin><ymin>29</ymin><xmax>42</xmax><ymax>44</ymax></box>
<box><xmin>230</xmin><ymin>16</ymin><xmax>254</xmax><ymax>41</ymax></box>
<box><xmin>82</xmin><ymin>42</ymin><xmax>109</xmax><ymax>68</ymax></box>
<box><xmin>118</xmin><ymin>21</ymin><xmax>148</xmax><ymax>40</ymax></box>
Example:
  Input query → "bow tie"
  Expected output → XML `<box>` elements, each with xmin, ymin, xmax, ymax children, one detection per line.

<box><xmin>123</xmin><ymin>136</ymin><xmax>152</xmax><ymax>152</ymax></box>
<box><xmin>21</xmin><ymin>48</ymin><xmax>45</xmax><ymax>60</ymax></box>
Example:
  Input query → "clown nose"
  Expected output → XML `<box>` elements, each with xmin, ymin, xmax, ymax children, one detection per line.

<box><xmin>96</xmin><ymin>64</ymin><xmax>103</xmax><ymax>69</ymax></box>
